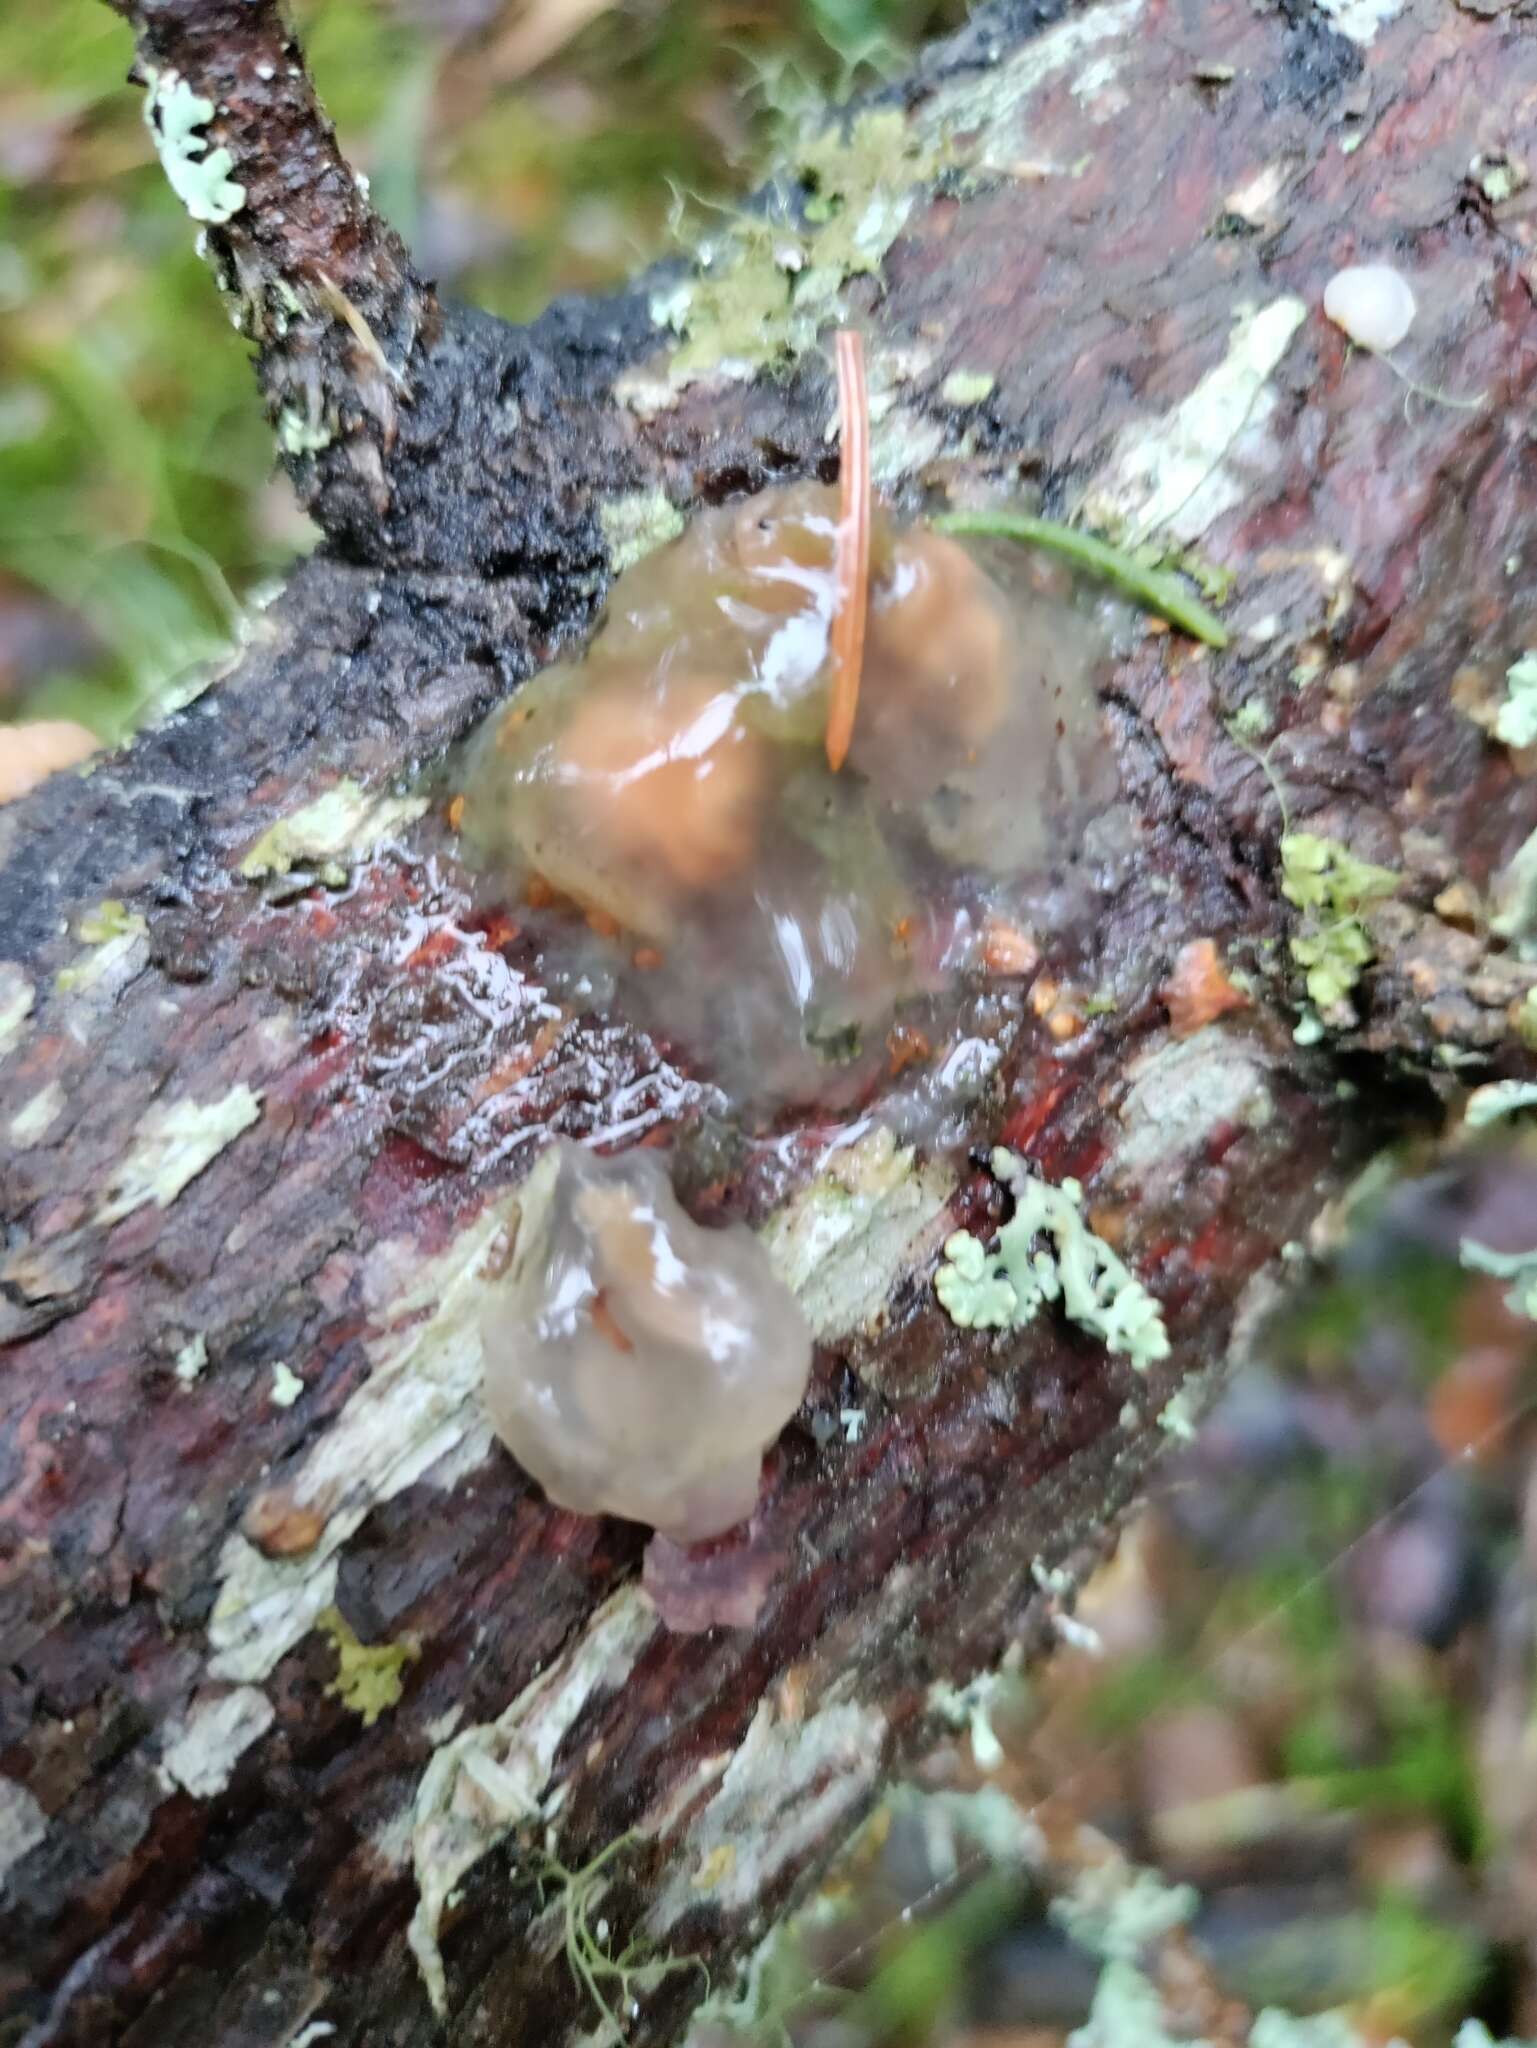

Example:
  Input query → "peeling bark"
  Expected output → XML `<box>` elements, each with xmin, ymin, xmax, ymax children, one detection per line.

<box><xmin>5</xmin><ymin>0</ymin><xmax>1537</xmax><ymax>2042</ymax></box>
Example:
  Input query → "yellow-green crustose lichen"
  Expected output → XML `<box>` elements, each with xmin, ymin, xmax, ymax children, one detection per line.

<box><xmin>319</xmin><ymin>1606</ymin><xmax>420</xmax><ymax>1728</ymax></box>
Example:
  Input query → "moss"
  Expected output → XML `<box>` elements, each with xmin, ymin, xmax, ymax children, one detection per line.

<box><xmin>598</xmin><ymin>489</ymin><xmax>686</xmax><ymax>572</ymax></box>
<box><xmin>318</xmin><ymin>1605</ymin><xmax>420</xmax><ymax>1728</ymax></box>
<box><xmin>643</xmin><ymin>108</ymin><xmax>943</xmax><ymax>390</ymax></box>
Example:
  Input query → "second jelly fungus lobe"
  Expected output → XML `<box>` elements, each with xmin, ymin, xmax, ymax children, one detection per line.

<box><xmin>480</xmin><ymin>1141</ymin><xmax>812</xmax><ymax>1542</ymax></box>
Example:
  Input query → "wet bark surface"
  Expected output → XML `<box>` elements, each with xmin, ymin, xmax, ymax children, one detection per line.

<box><xmin>5</xmin><ymin>0</ymin><xmax>1537</xmax><ymax>2041</ymax></box>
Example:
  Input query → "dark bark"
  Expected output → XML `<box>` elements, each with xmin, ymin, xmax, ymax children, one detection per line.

<box><xmin>4</xmin><ymin>1</ymin><xmax>1537</xmax><ymax>2042</ymax></box>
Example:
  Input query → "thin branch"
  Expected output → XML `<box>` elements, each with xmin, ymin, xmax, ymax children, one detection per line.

<box><xmin>101</xmin><ymin>0</ymin><xmax>437</xmax><ymax>520</ymax></box>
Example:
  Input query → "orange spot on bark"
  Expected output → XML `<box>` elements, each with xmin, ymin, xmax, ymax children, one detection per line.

<box><xmin>1162</xmin><ymin>938</ymin><xmax>1250</xmax><ymax>1038</ymax></box>
<box><xmin>243</xmin><ymin>1487</ymin><xmax>327</xmax><ymax>1559</ymax></box>
<box><xmin>886</xmin><ymin>1022</ymin><xmax>932</xmax><ymax>1075</ymax></box>
<box><xmin>982</xmin><ymin>918</ymin><xmax>1041</xmax><ymax>978</ymax></box>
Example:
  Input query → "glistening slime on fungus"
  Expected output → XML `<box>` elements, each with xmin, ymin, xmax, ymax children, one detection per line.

<box><xmin>459</xmin><ymin>477</ymin><xmax>1113</xmax><ymax>1103</ymax></box>
<box><xmin>480</xmin><ymin>1143</ymin><xmax>812</xmax><ymax>1543</ymax></box>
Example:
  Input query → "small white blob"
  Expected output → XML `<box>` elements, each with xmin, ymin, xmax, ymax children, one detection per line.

<box><xmin>1323</xmin><ymin>263</ymin><xmax>1416</xmax><ymax>353</ymax></box>
<box><xmin>480</xmin><ymin>1141</ymin><xmax>812</xmax><ymax>1542</ymax></box>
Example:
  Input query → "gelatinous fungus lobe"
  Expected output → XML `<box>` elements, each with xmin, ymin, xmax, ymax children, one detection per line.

<box><xmin>480</xmin><ymin>1141</ymin><xmax>812</xmax><ymax>1542</ymax></box>
<box><xmin>458</xmin><ymin>478</ymin><xmax>1109</xmax><ymax>1111</ymax></box>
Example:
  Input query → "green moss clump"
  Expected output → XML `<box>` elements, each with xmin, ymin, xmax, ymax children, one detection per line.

<box><xmin>652</xmin><ymin>108</ymin><xmax>943</xmax><ymax>384</ymax></box>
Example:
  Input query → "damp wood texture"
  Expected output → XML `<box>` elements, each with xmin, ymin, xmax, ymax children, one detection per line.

<box><xmin>6</xmin><ymin>0</ymin><xmax>1537</xmax><ymax>2042</ymax></box>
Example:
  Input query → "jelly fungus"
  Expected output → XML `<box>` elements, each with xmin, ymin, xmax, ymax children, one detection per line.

<box><xmin>481</xmin><ymin>1141</ymin><xmax>812</xmax><ymax>1541</ymax></box>
<box><xmin>461</xmin><ymin>482</ymin><xmax>1109</xmax><ymax>1107</ymax></box>
<box><xmin>1323</xmin><ymin>263</ymin><xmax>1416</xmax><ymax>353</ymax></box>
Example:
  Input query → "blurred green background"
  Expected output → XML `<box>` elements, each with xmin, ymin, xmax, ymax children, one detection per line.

<box><xmin>0</xmin><ymin>0</ymin><xmax>962</xmax><ymax>740</ymax></box>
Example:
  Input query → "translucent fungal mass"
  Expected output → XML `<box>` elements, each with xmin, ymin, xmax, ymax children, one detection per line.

<box><xmin>480</xmin><ymin>1141</ymin><xmax>812</xmax><ymax>1541</ymax></box>
<box><xmin>459</xmin><ymin>483</ymin><xmax>1110</xmax><ymax>1110</ymax></box>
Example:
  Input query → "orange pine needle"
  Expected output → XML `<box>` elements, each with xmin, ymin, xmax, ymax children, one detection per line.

<box><xmin>588</xmin><ymin>1289</ymin><xmax>634</xmax><ymax>1354</ymax></box>
<box><xmin>826</xmin><ymin>328</ymin><xmax>871</xmax><ymax>773</ymax></box>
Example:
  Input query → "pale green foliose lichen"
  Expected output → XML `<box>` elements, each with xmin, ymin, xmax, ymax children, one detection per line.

<box><xmin>1455</xmin><ymin>2023</ymin><xmax>1537</xmax><ymax>2048</ymax></box>
<box><xmin>239</xmin><ymin>781</ymin><xmax>429</xmax><ymax>879</ymax></box>
<box><xmin>55</xmin><ymin>901</ymin><xmax>150</xmax><ymax>995</ymax></box>
<box><xmin>143</xmin><ymin>70</ymin><xmax>247</xmax><ymax>225</ymax></box>
<box><xmin>1068</xmin><ymin>1958</ymin><xmax>1200</xmax><ymax>2048</ymax></box>
<box><xmin>1051</xmin><ymin>1859</ymin><xmax>1197</xmax><ymax>1963</ymax></box>
<box><xmin>1460</xmin><ymin>1233</ymin><xmax>1537</xmax><ymax>1320</ymax></box>
<box><xmin>935</xmin><ymin>1149</ymin><xmax>1170</xmax><ymax>1368</ymax></box>
<box><xmin>1465</xmin><ymin>1079</ymin><xmax>1537</xmax><ymax>1128</ymax></box>
<box><xmin>270</xmin><ymin>1361</ymin><xmax>304</xmax><ymax>1408</ymax></box>
<box><xmin>1279</xmin><ymin>832</ymin><xmax>1397</xmax><ymax>1013</ymax></box>
<box><xmin>277</xmin><ymin>406</ymin><xmax>335</xmax><ymax>456</ymax></box>
<box><xmin>1248</xmin><ymin>2012</ymin><xmax>1365</xmax><ymax>2048</ymax></box>
<box><xmin>96</xmin><ymin>1083</ymin><xmax>263</xmax><ymax>1225</ymax></box>
<box><xmin>0</xmin><ymin>966</ymin><xmax>33</xmax><ymax>1059</ymax></box>
<box><xmin>642</xmin><ymin>109</ymin><xmax>943</xmax><ymax>390</ymax></box>
<box><xmin>1496</xmin><ymin>652</ymin><xmax>1537</xmax><ymax>749</ymax></box>
<box><xmin>174</xmin><ymin>1333</ymin><xmax>209</xmax><ymax>1385</ymax></box>
<box><xmin>941</xmin><ymin>370</ymin><xmax>996</xmax><ymax>406</ymax></box>
<box><xmin>1156</xmin><ymin>1380</ymin><xmax>1204</xmax><ymax>1440</ymax></box>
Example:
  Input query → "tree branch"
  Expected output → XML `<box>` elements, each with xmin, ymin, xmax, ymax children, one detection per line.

<box><xmin>104</xmin><ymin>0</ymin><xmax>435</xmax><ymax>540</ymax></box>
<box><xmin>6</xmin><ymin>0</ymin><xmax>1537</xmax><ymax>2042</ymax></box>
